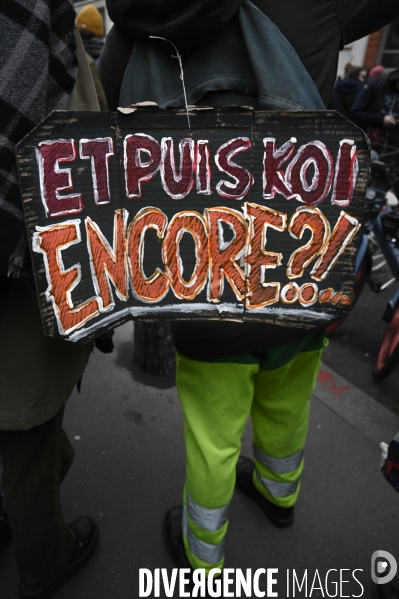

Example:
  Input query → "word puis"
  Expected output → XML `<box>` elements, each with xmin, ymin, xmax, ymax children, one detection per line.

<box><xmin>35</xmin><ymin>135</ymin><xmax>357</xmax><ymax>217</ymax></box>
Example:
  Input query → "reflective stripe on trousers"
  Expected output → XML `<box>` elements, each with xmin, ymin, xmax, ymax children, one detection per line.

<box><xmin>254</xmin><ymin>443</ymin><xmax>303</xmax><ymax>498</ymax></box>
<box><xmin>253</xmin><ymin>444</ymin><xmax>303</xmax><ymax>474</ymax></box>
<box><xmin>183</xmin><ymin>491</ymin><xmax>229</xmax><ymax>565</ymax></box>
<box><xmin>183</xmin><ymin>508</ymin><xmax>225</xmax><ymax>565</ymax></box>
<box><xmin>256</xmin><ymin>471</ymin><xmax>299</xmax><ymax>497</ymax></box>
<box><xmin>187</xmin><ymin>491</ymin><xmax>229</xmax><ymax>532</ymax></box>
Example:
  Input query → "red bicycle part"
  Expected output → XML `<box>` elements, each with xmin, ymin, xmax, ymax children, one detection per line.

<box><xmin>374</xmin><ymin>308</ymin><xmax>399</xmax><ymax>380</ymax></box>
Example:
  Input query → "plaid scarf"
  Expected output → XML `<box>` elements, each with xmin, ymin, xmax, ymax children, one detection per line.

<box><xmin>0</xmin><ymin>0</ymin><xmax>77</xmax><ymax>277</ymax></box>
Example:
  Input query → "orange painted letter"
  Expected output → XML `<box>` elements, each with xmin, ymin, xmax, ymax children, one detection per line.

<box><xmin>86</xmin><ymin>209</ymin><xmax>128</xmax><ymax>311</ymax></box>
<box><xmin>245</xmin><ymin>203</ymin><xmax>286</xmax><ymax>309</ymax></box>
<box><xmin>34</xmin><ymin>222</ymin><xmax>99</xmax><ymax>335</ymax></box>
<box><xmin>127</xmin><ymin>207</ymin><xmax>169</xmax><ymax>302</ymax></box>
<box><xmin>206</xmin><ymin>207</ymin><xmax>248</xmax><ymax>302</ymax></box>
<box><xmin>163</xmin><ymin>211</ymin><xmax>208</xmax><ymax>300</ymax></box>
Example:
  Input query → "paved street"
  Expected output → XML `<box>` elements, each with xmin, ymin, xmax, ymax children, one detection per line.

<box><xmin>1</xmin><ymin>321</ymin><xmax>399</xmax><ymax>598</ymax></box>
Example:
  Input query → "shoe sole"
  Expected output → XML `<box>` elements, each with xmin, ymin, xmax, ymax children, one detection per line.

<box><xmin>19</xmin><ymin>521</ymin><xmax>99</xmax><ymax>599</ymax></box>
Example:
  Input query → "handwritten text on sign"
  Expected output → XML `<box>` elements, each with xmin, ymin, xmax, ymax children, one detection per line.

<box><xmin>16</xmin><ymin>109</ymin><xmax>369</xmax><ymax>342</ymax></box>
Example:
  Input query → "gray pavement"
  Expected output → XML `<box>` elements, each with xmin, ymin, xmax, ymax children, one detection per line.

<box><xmin>1</xmin><ymin>322</ymin><xmax>399</xmax><ymax>598</ymax></box>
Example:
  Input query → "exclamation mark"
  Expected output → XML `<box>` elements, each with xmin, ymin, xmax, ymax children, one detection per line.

<box><xmin>311</xmin><ymin>211</ymin><xmax>360</xmax><ymax>280</ymax></box>
<box><xmin>331</xmin><ymin>139</ymin><xmax>358</xmax><ymax>208</ymax></box>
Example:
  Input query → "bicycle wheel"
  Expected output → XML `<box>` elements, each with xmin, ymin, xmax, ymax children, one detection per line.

<box><xmin>373</xmin><ymin>308</ymin><xmax>399</xmax><ymax>380</ymax></box>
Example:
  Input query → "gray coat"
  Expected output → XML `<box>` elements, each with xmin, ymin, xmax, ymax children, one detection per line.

<box><xmin>0</xmin><ymin>30</ymin><xmax>99</xmax><ymax>430</ymax></box>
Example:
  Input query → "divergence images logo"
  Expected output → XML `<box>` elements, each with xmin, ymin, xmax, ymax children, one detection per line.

<box><xmin>371</xmin><ymin>551</ymin><xmax>397</xmax><ymax>585</ymax></box>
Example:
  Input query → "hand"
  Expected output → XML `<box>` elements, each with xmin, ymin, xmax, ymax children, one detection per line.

<box><xmin>383</xmin><ymin>115</ymin><xmax>398</xmax><ymax>128</ymax></box>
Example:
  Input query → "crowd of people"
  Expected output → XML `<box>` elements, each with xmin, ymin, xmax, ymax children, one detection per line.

<box><xmin>330</xmin><ymin>62</ymin><xmax>399</xmax><ymax>159</ymax></box>
<box><xmin>1</xmin><ymin>1</ymin><xmax>399</xmax><ymax>598</ymax></box>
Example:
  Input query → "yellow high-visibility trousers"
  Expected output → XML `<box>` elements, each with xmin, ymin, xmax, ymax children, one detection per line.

<box><xmin>176</xmin><ymin>331</ymin><xmax>326</xmax><ymax>573</ymax></box>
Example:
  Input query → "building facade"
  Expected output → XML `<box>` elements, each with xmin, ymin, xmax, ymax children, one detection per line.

<box><xmin>337</xmin><ymin>17</ymin><xmax>399</xmax><ymax>78</ymax></box>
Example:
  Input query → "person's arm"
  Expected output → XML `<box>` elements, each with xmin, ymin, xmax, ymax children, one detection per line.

<box><xmin>105</xmin><ymin>0</ymin><xmax>244</xmax><ymax>48</ymax></box>
<box><xmin>338</xmin><ymin>0</ymin><xmax>399</xmax><ymax>48</ymax></box>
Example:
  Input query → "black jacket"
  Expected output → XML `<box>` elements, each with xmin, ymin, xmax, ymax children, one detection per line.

<box><xmin>100</xmin><ymin>0</ymin><xmax>399</xmax><ymax>110</ymax></box>
<box><xmin>351</xmin><ymin>73</ymin><xmax>399</xmax><ymax>129</ymax></box>
<box><xmin>350</xmin><ymin>72</ymin><xmax>399</xmax><ymax>149</ymax></box>
<box><xmin>329</xmin><ymin>77</ymin><xmax>364</xmax><ymax>120</ymax></box>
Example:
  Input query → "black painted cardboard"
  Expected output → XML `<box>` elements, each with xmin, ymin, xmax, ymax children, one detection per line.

<box><xmin>16</xmin><ymin>107</ymin><xmax>369</xmax><ymax>343</ymax></box>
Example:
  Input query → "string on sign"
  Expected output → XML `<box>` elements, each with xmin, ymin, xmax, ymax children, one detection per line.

<box><xmin>149</xmin><ymin>36</ymin><xmax>192</xmax><ymax>134</ymax></box>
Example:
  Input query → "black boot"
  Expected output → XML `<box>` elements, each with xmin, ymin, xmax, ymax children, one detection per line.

<box><xmin>236</xmin><ymin>456</ymin><xmax>295</xmax><ymax>528</ymax></box>
<box><xmin>162</xmin><ymin>506</ymin><xmax>192</xmax><ymax>569</ymax></box>
<box><xmin>163</xmin><ymin>507</ymin><xmax>222</xmax><ymax>598</ymax></box>
<box><xmin>0</xmin><ymin>504</ymin><xmax>12</xmax><ymax>552</ymax></box>
<box><xmin>19</xmin><ymin>516</ymin><xmax>99</xmax><ymax>599</ymax></box>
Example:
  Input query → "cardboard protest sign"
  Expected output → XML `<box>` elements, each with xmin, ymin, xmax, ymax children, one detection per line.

<box><xmin>16</xmin><ymin>107</ymin><xmax>369</xmax><ymax>343</ymax></box>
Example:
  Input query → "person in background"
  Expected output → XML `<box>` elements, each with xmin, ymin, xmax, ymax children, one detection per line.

<box><xmin>76</xmin><ymin>4</ymin><xmax>108</xmax><ymax>110</ymax></box>
<box><xmin>330</xmin><ymin>65</ymin><xmax>364</xmax><ymax>120</ymax></box>
<box><xmin>351</xmin><ymin>68</ymin><xmax>399</xmax><ymax>155</ymax></box>
<box><xmin>76</xmin><ymin>4</ymin><xmax>105</xmax><ymax>64</ymax></box>
<box><xmin>0</xmin><ymin>2</ymin><xmax>100</xmax><ymax>597</ymax></box>
<box><xmin>100</xmin><ymin>0</ymin><xmax>399</xmax><ymax>580</ymax></box>
<box><xmin>344</xmin><ymin>62</ymin><xmax>355</xmax><ymax>78</ymax></box>
<box><xmin>368</xmin><ymin>64</ymin><xmax>385</xmax><ymax>81</ymax></box>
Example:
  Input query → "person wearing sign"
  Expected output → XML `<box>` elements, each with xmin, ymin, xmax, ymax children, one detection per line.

<box><xmin>0</xmin><ymin>3</ymin><xmax>101</xmax><ymax>598</ymax></box>
<box><xmin>100</xmin><ymin>0</ymin><xmax>399</xmax><ymax>579</ymax></box>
